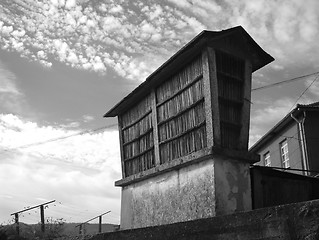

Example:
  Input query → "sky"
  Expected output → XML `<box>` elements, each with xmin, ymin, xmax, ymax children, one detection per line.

<box><xmin>1</xmin><ymin>0</ymin><xmax>319</xmax><ymax>227</ymax></box>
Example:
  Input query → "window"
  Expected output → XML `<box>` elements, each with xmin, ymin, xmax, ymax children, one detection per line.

<box><xmin>280</xmin><ymin>140</ymin><xmax>290</xmax><ymax>168</ymax></box>
<box><xmin>263</xmin><ymin>152</ymin><xmax>271</xmax><ymax>167</ymax></box>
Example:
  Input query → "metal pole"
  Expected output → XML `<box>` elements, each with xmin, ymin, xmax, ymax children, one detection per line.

<box><xmin>98</xmin><ymin>216</ymin><xmax>102</xmax><ymax>233</ymax></box>
<box><xmin>40</xmin><ymin>205</ymin><xmax>45</xmax><ymax>233</ymax></box>
<box><xmin>14</xmin><ymin>213</ymin><xmax>19</xmax><ymax>236</ymax></box>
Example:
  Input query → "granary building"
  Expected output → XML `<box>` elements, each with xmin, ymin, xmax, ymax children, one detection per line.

<box><xmin>104</xmin><ymin>26</ymin><xmax>274</xmax><ymax>229</ymax></box>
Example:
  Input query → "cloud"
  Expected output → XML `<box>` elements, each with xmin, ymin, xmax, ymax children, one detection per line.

<box><xmin>0</xmin><ymin>59</ymin><xmax>35</xmax><ymax>116</ymax></box>
<box><xmin>249</xmin><ymin>98</ymin><xmax>295</xmax><ymax>146</ymax></box>
<box><xmin>82</xmin><ymin>115</ymin><xmax>94</xmax><ymax>122</ymax></box>
<box><xmin>304</xmin><ymin>75</ymin><xmax>319</xmax><ymax>99</ymax></box>
<box><xmin>0</xmin><ymin>0</ymin><xmax>212</xmax><ymax>81</ymax></box>
<box><xmin>0</xmin><ymin>113</ymin><xmax>121</xmax><ymax>224</ymax></box>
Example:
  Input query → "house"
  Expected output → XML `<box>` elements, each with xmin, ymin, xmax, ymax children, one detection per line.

<box><xmin>249</xmin><ymin>102</ymin><xmax>319</xmax><ymax>176</ymax></box>
<box><xmin>104</xmin><ymin>26</ymin><xmax>273</xmax><ymax>229</ymax></box>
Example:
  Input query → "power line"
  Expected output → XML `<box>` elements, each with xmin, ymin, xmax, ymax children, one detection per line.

<box><xmin>288</xmin><ymin>74</ymin><xmax>319</xmax><ymax>112</ymax></box>
<box><xmin>0</xmin><ymin>123</ymin><xmax>118</xmax><ymax>155</ymax></box>
<box><xmin>251</xmin><ymin>71</ymin><xmax>319</xmax><ymax>91</ymax></box>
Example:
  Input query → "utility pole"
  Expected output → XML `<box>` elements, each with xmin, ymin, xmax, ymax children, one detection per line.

<box><xmin>75</xmin><ymin>211</ymin><xmax>111</xmax><ymax>234</ymax></box>
<box><xmin>10</xmin><ymin>200</ymin><xmax>56</xmax><ymax>236</ymax></box>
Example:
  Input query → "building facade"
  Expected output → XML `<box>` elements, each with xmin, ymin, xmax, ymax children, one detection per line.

<box><xmin>250</xmin><ymin>102</ymin><xmax>319</xmax><ymax>176</ymax></box>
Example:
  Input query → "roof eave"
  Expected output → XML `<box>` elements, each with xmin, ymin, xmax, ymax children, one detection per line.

<box><xmin>249</xmin><ymin>105</ymin><xmax>319</xmax><ymax>153</ymax></box>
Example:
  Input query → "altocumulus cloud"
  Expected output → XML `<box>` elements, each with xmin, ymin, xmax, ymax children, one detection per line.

<box><xmin>0</xmin><ymin>0</ymin><xmax>208</xmax><ymax>81</ymax></box>
<box><xmin>1</xmin><ymin>0</ymin><xmax>319</xmax><ymax>81</ymax></box>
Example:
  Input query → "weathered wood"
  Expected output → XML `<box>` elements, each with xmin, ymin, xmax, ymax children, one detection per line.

<box><xmin>117</xmin><ymin>115</ymin><xmax>125</xmax><ymax>178</ymax></box>
<box><xmin>99</xmin><ymin>216</ymin><xmax>102</xmax><ymax>233</ymax></box>
<box><xmin>40</xmin><ymin>205</ymin><xmax>45</xmax><ymax>233</ymax></box>
<box><xmin>239</xmin><ymin>60</ymin><xmax>252</xmax><ymax>150</ymax></box>
<box><xmin>157</xmin><ymin>98</ymin><xmax>204</xmax><ymax>126</ymax></box>
<box><xmin>202</xmin><ymin>49</ymin><xmax>214</xmax><ymax>147</ymax></box>
<box><xmin>155</xmin><ymin>56</ymin><xmax>206</xmax><ymax>163</ymax></box>
<box><xmin>122</xmin><ymin>110</ymin><xmax>152</xmax><ymax>131</ymax></box>
<box><xmin>207</xmin><ymin>47</ymin><xmax>221</xmax><ymax>147</ymax></box>
<box><xmin>215</xmin><ymin>50</ymin><xmax>246</xmax><ymax>149</ymax></box>
<box><xmin>156</xmin><ymin>74</ymin><xmax>203</xmax><ymax>107</ymax></box>
<box><xmin>151</xmin><ymin>90</ymin><xmax>161</xmax><ymax>167</ymax></box>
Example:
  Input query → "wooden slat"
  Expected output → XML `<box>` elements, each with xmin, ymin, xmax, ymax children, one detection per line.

<box><xmin>218</xmin><ymin>96</ymin><xmax>243</xmax><ymax>105</ymax></box>
<box><xmin>156</xmin><ymin>74</ymin><xmax>203</xmax><ymax>107</ymax></box>
<box><xmin>216</xmin><ymin>70</ymin><xmax>243</xmax><ymax>82</ymax></box>
<box><xmin>117</xmin><ymin>115</ymin><xmax>126</xmax><ymax>178</ymax></box>
<box><xmin>159</xmin><ymin>121</ymin><xmax>206</xmax><ymax>145</ymax></box>
<box><xmin>123</xmin><ymin>147</ymin><xmax>154</xmax><ymax>162</ymax></box>
<box><xmin>121</xmin><ymin>110</ymin><xmax>152</xmax><ymax>131</ymax></box>
<box><xmin>122</xmin><ymin>128</ymin><xmax>153</xmax><ymax>146</ymax></box>
<box><xmin>151</xmin><ymin>90</ymin><xmax>161</xmax><ymax>166</ymax></box>
<box><xmin>157</xmin><ymin>98</ymin><xmax>204</xmax><ymax>126</ymax></box>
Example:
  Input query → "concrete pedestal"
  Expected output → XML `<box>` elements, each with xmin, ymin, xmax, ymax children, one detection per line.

<box><xmin>119</xmin><ymin>150</ymin><xmax>253</xmax><ymax>229</ymax></box>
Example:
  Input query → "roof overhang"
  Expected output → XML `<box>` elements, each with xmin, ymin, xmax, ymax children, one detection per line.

<box><xmin>104</xmin><ymin>26</ymin><xmax>274</xmax><ymax>118</ymax></box>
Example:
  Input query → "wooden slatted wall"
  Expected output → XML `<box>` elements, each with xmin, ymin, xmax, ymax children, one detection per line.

<box><xmin>216</xmin><ymin>50</ymin><xmax>245</xmax><ymax>149</ymax></box>
<box><xmin>156</xmin><ymin>56</ymin><xmax>206</xmax><ymax>164</ymax></box>
<box><xmin>119</xmin><ymin>50</ymin><xmax>247</xmax><ymax>177</ymax></box>
<box><xmin>119</xmin><ymin>56</ymin><xmax>206</xmax><ymax>177</ymax></box>
<box><xmin>121</xmin><ymin>94</ymin><xmax>154</xmax><ymax>176</ymax></box>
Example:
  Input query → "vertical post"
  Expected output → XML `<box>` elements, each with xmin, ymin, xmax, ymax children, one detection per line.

<box><xmin>98</xmin><ymin>215</ymin><xmax>102</xmax><ymax>233</ymax></box>
<box><xmin>14</xmin><ymin>213</ymin><xmax>19</xmax><ymax>236</ymax></box>
<box><xmin>83</xmin><ymin>224</ymin><xmax>86</xmax><ymax>236</ymax></box>
<box><xmin>151</xmin><ymin>90</ymin><xmax>160</xmax><ymax>166</ymax></box>
<box><xmin>118</xmin><ymin>116</ymin><xmax>125</xmax><ymax>178</ymax></box>
<box><xmin>206</xmin><ymin>47</ymin><xmax>221</xmax><ymax>146</ymax></box>
<box><xmin>79</xmin><ymin>224</ymin><xmax>82</xmax><ymax>235</ymax></box>
<box><xmin>239</xmin><ymin>60</ymin><xmax>252</xmax><ymax>150</ymax></box>
<box><xmin>202</xmin><ymin>49</ymin><xmax>214</xmax><ymax>147</ymax></box>
<box><xmin>40</xmin><ymin>205</ymin><xmax>45</xmax><ymax>233</ymax></box>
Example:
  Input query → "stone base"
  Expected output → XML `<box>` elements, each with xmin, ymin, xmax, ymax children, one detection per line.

<box><xmin>119</xmin><ymin>154</ymin><xmax>251</xmax><ymax>229</ymax></box>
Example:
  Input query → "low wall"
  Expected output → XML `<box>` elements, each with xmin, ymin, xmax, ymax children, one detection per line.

<box><xmin>89</xmin><ymin>199</ymin><xmax>319</xmax><ymax>240</ymax></box>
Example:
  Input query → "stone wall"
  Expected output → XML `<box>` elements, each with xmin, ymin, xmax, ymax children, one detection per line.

<box><xmin>89</xmin><ymin>199</ymin><xmax>319</xmax><ymax>240</ymax></box>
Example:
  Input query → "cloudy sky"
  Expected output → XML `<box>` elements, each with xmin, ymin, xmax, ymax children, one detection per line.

<box><xmin>1</xmin><ymin>0</ymin><xmax>319</xmax><ymax>227</ymax></box>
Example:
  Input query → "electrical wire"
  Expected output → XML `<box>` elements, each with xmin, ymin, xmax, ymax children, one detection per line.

<box><xmin>251</xmin><ymin>71</ymin><xmax>319</xmax><ymax>91</ymax></box>
<box><xmin>288</xmin><ymin>74</ymin><xmax>319</xmax><ymax>112</ymax></box>
<box><xmin>0</xmin><ymin>123</ymin><xmax>118</xmax><ymax>155</ymax></box>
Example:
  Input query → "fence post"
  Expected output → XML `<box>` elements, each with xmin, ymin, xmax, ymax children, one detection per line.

<box><xmin>14</xmin><ymin>213</ymin><xmax>19</xmax><ymax>236</ymax></box>
<box><xmin>40</xmin><ymin>205</ymin><xmax>45</xmax><ymax>233</ymax></box>
<box><xmin>99</xmin><ymin>216</ymin><xmax>102</xmax><ymax>233</ymax></box>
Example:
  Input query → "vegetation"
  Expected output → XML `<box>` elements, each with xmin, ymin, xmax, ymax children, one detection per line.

<box><xmin>0</xmin><ymin>220</ymin><xmax>118</xmax><ymax>240</ymax></box>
